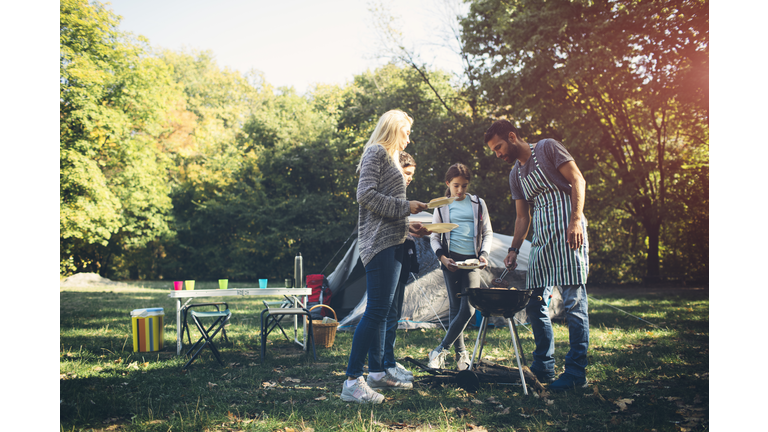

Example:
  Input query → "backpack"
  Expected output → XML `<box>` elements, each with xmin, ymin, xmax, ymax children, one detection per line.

<box><xmin>305</xmin><ymin>274</ymin><xmax>332</xmax><ymax>319</ymax></box>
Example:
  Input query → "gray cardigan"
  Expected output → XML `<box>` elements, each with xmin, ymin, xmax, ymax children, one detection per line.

<box><xmin>356</xmin><ymin>144</ymin><xmax>410</xmax><ymax>266</ymax></box>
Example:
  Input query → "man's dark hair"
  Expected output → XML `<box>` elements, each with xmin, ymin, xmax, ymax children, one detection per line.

<box><xmin>399</xmin><ymin>150</ymin><xmax>416</xmax><ymax>168</ymax></box>
<box><xmin>484</xmin><ymin>119</ymin><xmax>519</xmax><ymax>144</ymax></box>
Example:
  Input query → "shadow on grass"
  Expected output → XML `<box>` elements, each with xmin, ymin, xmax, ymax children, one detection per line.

<box><xmin>61</xmin><ymin>287</ymin><xmax>709</xmax><ymax>432</ymax></box>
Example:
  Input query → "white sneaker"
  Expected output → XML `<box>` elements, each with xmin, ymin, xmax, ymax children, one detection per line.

<box><xmin>367</xmin><ymin>370</ymin><xmax>413</xmax><ymax>390</ymax></box>
<box><xmin>395</xmin><ymin>362</ymin><xmax>414</xmax><ymax>378</ymax></box>
<box><xmin>427</xmin><ymin>347</ymin><xmax>450</xmax><ymax>369</ymax></box>
<box><xmin>387</xmin><ymin>366</ymin><xmax>414</xmax><ymax>383</ymax></box>
<box><xmin>456</xmin><ymin>351</ymin><xmax>472</xmax><ymax>371</ymax></box>
<box><xmin>340</xmin><ymin>377</ymin><xmax>385</xmax><ymax>404</ymax></box>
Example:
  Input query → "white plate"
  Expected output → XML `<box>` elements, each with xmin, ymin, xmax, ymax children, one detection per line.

<box><xmin>423</xmin><ymin>223</ymin><xmax>459</xmax><ymax>233</ymax></box>
<box><xmin>427</xmin><ymin>197</ymin><xmax>456</xmax><ymax>209</ymax></box>
<box><xmin>456</xmin><ymin>259</ymin><xmax>484</xmax><ymax>270</ymax></box>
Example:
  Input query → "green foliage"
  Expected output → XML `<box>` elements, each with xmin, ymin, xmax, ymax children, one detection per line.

<box><xmin>60</xmin><ymin>0</ymin><xmax>180</xmax><ymax>276</ymax></box>
<box><xmin>461</xmin><ymin>0</ymin><xmax>709</xmax><ymax>281</ymax></box>
<box><xmin>59</xmin><ymin>0</ymin><xmax>707</xmax><ymax>284</ymax></box>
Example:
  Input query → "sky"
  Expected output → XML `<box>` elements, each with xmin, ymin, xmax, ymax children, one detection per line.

<box><xmin>104</xmin><ymin>0</ymin><xmax>468</xmax><ymax>94</ymax></box>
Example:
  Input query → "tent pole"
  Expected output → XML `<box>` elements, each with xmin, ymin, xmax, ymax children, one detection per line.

<box><xmin>320</xmin><ymin>224</ymin><xmax>357</xmax><ymax>275</ymax></box>
<box><xmin>410</xmin><ymin>272</ymin><xmax>447</xmax><ymax>331</ymax></box>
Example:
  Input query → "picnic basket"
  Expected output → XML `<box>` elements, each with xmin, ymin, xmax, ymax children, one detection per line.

<box><xmin>308</xmin><ymin>304</ymin><xmax>338</xmax><ymax>348</ymax></box>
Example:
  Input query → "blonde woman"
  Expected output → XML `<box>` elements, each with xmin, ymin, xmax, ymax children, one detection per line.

<box><xmin>341</xmin><ymin>110</ymin><xmax>429</xmax><ymax>404</ymax></box>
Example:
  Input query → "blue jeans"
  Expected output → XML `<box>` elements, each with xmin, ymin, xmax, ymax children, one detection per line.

<box><xmin>526</xmin><ymin>284</ymin><xmax>589</xmax><ymax>378</ymax></box>
<box><xmin>382</xmin><ymin>265</ymin><xmax>407</xmax><ymax>370</ymax></box>
<box><xmin>346</xmin><ymin>244</ymin><xmax>404</xmax><ymax>378</ymax></box>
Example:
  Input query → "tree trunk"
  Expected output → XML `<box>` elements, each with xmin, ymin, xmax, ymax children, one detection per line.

<box><xmin>645</xmin><ymin>220</ymin><xmax>661</xmax><ymax>283</ymax></box>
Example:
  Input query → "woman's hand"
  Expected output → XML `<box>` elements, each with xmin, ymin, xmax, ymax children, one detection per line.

<box><xmin>478</xmin><ymin>256</ymin><xmax>488</xmax><ymax>269</ymax></box>
<box><xmin>408</xmin><ymin>222</ymin><xmax>430</xmax><ymax>238</ymax></box>
<box><xmin>440</xmin><ymin>256</ymin><xmax>458</xmax><ymax>272</ymax></box>
<box><xmin>409</xmin><ymin>200</ymin><xmax>428</xmax><ymax>214</ymax></box>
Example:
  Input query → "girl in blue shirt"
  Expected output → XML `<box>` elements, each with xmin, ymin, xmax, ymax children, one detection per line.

<box><xmin>428</xmin><ymin>163</ymin><xmax>493</xmax><ymax>370</ymax></box>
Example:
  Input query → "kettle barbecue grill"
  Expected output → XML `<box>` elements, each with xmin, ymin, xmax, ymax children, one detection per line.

<box><xmin>459</xmin><ymin>284</ymin><xmax>535</xmax><ymax>395</ymax></box>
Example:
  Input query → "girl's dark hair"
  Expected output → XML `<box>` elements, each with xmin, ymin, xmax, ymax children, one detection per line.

<box><xmin>444</xmin><ymin>163</ymin><xmax>472</xmax><ymax>197</ymax></box>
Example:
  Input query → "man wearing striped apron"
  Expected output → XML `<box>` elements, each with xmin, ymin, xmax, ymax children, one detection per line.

<box><xmin>485</xmin><ymin>120</ymin><xmax>590</xmax><ymax>392</ymax></box>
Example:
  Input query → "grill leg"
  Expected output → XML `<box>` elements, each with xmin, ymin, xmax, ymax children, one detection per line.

<box><xmin>478</xmin><ymin>316</ymin><xmax>490</xmax><ymax>362</ymax></box>
<box><xmin>511</xmin><ymin>319</ymin><xmax>526</xmax><ymax>366</ymax></box>
<box><xmin>507</xmin><ymin>318</ymin><xmax>528</xmax><ymax>396</ymax></box>
<box><xmin>469</xmin><ymin>315</ymin><xmax>487</xmax><ymax>370</ymax></box>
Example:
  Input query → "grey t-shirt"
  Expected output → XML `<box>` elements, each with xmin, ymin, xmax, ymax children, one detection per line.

<box><xmin>509</xmin><ymin>138</ymin><xmax>574</xmax><ymax>200</ymax></box>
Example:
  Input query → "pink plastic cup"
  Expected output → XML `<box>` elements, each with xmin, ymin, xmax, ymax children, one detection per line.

<box><xmin>173</xmin><ymin>281</ymin><xmax>183</xmax><ymax>291</ymax></box>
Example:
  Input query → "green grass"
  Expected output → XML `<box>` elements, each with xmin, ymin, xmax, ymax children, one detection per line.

<box><xmin>60</xmin><ymin>284</ymin><xmax>708</xmax><ymax>431</ymax></box>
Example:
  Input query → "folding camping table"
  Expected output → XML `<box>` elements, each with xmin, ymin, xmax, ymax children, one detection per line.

<box><xmin>168</xmin><ymin>288</ymin><xmax>312</xmax><ymax>355</ymax></box>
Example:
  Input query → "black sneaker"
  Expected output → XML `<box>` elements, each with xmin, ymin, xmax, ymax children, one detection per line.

<box><xmin>549</xmin><ymin>373</ymin><xmax>588</xmax><ymax>392</ymax></box>
<box><xmin>528</xmin><ymin>366</ymin><xmax>556</xmax><ymax>383</ymax></box>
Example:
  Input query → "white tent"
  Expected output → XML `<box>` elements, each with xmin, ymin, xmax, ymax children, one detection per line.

<box><xmin>326</xmin><ymin>212</ymin><xmax>563</xmax><ymax>331</ymax></box>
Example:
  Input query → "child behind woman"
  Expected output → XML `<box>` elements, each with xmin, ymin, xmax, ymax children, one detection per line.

<box><xmin>427</xmin><ymin>163</ymin><xmax>493</xmax><ymax>370</ymax></box>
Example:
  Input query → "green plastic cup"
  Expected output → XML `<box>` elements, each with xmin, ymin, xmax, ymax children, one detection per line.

<box><xmin>218</xmin><ymin>279</ymin><xmax>228</xmax><ymax>289</ymax></box>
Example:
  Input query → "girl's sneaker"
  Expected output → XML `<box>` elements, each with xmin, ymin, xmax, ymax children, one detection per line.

<box><xmin>427</xmin><ymin>347</ymin><xmax>449</xmax><ymax>369</ymax></box>
<box><xmin>456</xmin><ymin>351</ymin><xmax>472</xmax><ymax>371</ymax></box>
<box><xmin>395</xmin><ymin>362</ymin><xmax>414</xmax><ymax>379</ymax></box>
<box><xmin>340</xmin><ymin>377</ymin><xmax>385</xmax><ymax>404</ymax></box>
<box><xmin>367</xmin><ymin>370</ymin><xmax>413</xmax><ymax>390</ymax></box>
<box><xmin>387</xmin><ymin>365</ymin><xmax>414</xmax><ymax>382</ymax></box>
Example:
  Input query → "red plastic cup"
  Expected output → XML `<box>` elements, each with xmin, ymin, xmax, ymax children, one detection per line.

<box><xmin>173</xmin><ymin>281</ymin><xmax>183</xmax><ymax>291</ymax></box>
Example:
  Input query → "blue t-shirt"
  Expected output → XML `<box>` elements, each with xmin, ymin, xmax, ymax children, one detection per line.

<box><xmin>448</xmin><ymin>197</ymin><xmax>475</xmax><ymax>255</ymax></box>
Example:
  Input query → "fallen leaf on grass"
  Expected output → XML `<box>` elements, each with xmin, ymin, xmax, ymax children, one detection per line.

<box><xmin>93</xmin><ymin>366</ymin><xmax>103</xmax><ymax>372</ymax></box>
<box><xmin>284</xmin><ymin>377</ymin><xmax>301</xmax><ymax>383</ymax></box>
<box><xmin>614</xmin><ymin>398</ymin><xmax>634</xmax><ymax>411</ymax></box>
<box><xmin>207</xmin><ymin>382</ymin><xmax>218</xmax><ymax>389</ymax></box>
<box><xmin>262</xmin><ymin>381</ymin><xmax>277</xmax><ymax>388</ymax></box>
<box><xmin>499</xmin><ymin>407</ymin><xmax>510</xmax><ymax>415</ymax></box>
<box><xmin>314</xmin><ymin>395</ymin><xmax>327</xmax><ymax>401</ymax></box>
<box><xmin>592</xmin><ymin>385</ymin><xmax>606</xmax><ymax>401</ymax></box>
<box><xmin>471</xmin><ymin>399</ymin><xmax>483</xmax><ymax>405</ymax></box>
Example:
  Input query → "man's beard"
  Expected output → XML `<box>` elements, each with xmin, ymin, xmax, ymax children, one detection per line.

<box><xmin>503</xmin><ymin>139</ymin><xmax>520</xmax><ymax>164</ymax></box>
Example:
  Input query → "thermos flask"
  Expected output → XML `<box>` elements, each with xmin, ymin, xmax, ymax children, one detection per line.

<box><xmin>294</xmin><ymin>253</ymin><xmax>303</xmax><ymax>288</ymax></box>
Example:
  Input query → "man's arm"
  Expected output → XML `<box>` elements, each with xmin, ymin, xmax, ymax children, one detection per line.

<box><xmin>505</xmin><ymin>199</ymin><xmax>531</xmax><ymax>269</ymax></box>
<box><xmin>558</xmin><ymin>160</ymin><xmax>586</xmax><ymax>250</ymax></box>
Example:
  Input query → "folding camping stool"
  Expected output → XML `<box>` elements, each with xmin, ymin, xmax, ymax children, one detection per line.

<box><xmin>180</xmin><ymin>302</ymin><xmax>229</xmax><ymax>345</ymax></box>
<box><xmin>260</xmin><ymin>299</ymin><xmax>317</xmax><ymax>363</ymax></box>
<box><xmin>182</xmin><ymin>308</ymin><xmax>232</xmax><ymax>370</ymax></box>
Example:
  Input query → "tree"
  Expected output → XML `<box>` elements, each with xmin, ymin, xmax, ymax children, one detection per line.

<box><xmin>462</xmin><ymin>0</ymin><xmax>709</xmax><ymax>281</ymax></box>
<box><xmin>60</xmin><ymin>0</ymin><xmax>181</xmax><ymax>276</ymax></box>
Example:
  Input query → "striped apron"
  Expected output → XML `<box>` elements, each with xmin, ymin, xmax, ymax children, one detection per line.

<box><xmin>518</xmin><ymin>144</ymin><xmax>589</xmax><ymax>289</ymax></box>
